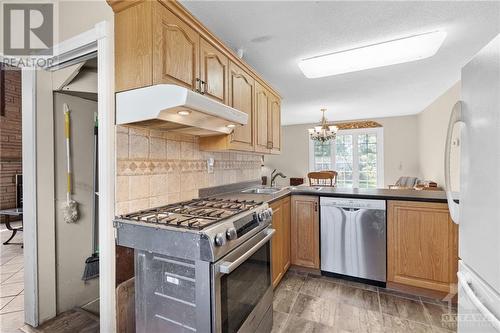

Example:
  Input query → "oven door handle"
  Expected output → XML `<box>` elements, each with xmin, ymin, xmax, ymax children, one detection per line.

<box><xmin>219</xmin><ymin>228</ymin><xmax>275</xmax><ymax>274</ymax></box>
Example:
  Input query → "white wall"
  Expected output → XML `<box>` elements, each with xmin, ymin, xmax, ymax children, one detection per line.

<box><xmin>418</xmin><ymin>82</ymin><xmax>461</xmax><ymax>189</ymax></box>
<box><xmin>264</xmin><ymin>115</ymin><xmax>420</xmax><ymax>188</ymax></box>
<box><xmin>57</xmin><ymin>0</ymin><xmax>113</xmax><ymax>42</ymax></box>
<box><xmin>265</xmin><ymin>83</ymin><xmax>461</xmax><ymax>190</ymax></box>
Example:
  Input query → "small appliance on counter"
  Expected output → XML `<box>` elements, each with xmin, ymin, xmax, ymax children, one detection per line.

<box><xmin>289</xmin><ymin>177</ymin><xmax>304</xmax><ymax>186</ymax></box>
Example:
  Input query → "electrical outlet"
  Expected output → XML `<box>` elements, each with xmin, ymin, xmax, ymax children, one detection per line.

<box><xmin>207</xmin><ymin>158</ymin><xmax>214</xmax><ymax>174</ymax></box>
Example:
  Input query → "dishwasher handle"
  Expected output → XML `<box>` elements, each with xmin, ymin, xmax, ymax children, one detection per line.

<box><xmin>320</xmin><ymin>203</ymin><xmax>352</xmax><ymax>210</ymax></box>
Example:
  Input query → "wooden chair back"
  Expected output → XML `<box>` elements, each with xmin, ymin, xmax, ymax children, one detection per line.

<box><xmin>308</xmin><ymin>171</ymin><xmax>338</xmax><ymax>187</ymax></box>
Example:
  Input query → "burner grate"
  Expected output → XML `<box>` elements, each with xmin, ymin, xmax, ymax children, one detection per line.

<box><xmin>120</xmin><ymin>197</ymin><xmax>263</xmax><ymax>230</ymax></box>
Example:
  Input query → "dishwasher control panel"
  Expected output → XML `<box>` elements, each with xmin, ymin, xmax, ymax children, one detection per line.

<box><xmin>320</xmin><ymin>197</ymin><xmax>386</xmax><ymax>210</ymax></box>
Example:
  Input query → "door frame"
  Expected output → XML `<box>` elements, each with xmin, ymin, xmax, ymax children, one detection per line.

<box><xmin>21</xmin><ymin>21</ymin><xmax>116</xmax><ymax>330</ymax></box>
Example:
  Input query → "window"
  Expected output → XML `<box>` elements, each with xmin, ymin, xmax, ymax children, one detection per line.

<box><xmin>309</xmin><ymin>128</ymin><xmax>384</xmax><ymax>188</ymax></box>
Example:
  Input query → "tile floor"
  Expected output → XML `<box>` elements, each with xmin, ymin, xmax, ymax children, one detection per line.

<box><xmin>0</xmin><ymin>222</ymin><xmax>24</xmax><ymax>333</ymax></box>
<box><xmin>0</xmin><ymin>223</ymin><xmax>459</xmax><ymax>333</ymax></box>
<box><xmin>272</xmin><ymin>270</ymin><xmax>457</xmax><ymax>333</ymax></box>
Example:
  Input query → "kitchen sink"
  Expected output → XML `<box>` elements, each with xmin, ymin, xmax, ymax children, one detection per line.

<box><xmin>241</xmin><ymin>187</ymin><xmax>282</xmax><ymax>194</ymax></box>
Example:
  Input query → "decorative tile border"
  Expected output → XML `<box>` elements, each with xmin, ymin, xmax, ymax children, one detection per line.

<box><xmin>117</xmin><ymin>158</ymin><xmax>261</xmax><ymax>176</ymax></box>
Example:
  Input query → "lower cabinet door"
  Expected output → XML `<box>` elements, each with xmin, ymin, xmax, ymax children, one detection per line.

<box><xmin>271</xmin><ymin>200</ymin><xmax>283</xmax><ymax>288</ymax></box>
<box><xmin>291</xmin><ymin>196</ymin><xmax>320</xmax><ymax>269</ymax></box>
<box><xmin>281</xmin><ymin>197</ymin><xmax>291</xmax><ymax>273</ymax></box>
<box><xmin>387</xmin><ymin>200</ymin><xmax>459</xmax><ymax>293</ymax></box>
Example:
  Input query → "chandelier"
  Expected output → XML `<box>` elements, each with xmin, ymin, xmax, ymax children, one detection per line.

<box><xmin>308</xmin><ymin>108</ymin><xmax>338</xmax><ymax>142</ymax></box>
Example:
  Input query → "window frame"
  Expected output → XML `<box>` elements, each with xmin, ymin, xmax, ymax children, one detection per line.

<box><xmin>308</xmin><ymin>127</ymin><xmax>384</xmax><ymax>188</ymax></box>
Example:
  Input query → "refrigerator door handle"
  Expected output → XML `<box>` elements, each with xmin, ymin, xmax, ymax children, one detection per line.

<box><xmin>444</xmin><ymin>101</ymin><xmax>463</xmax><ymax>224</ymax></box>
<box><xmin>458</xmin><ymin>271</ymin><xmax>500</xmax><ymax>331</ymax></box>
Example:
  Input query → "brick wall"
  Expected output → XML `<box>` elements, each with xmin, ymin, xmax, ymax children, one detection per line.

<box><xmin>0</xmin><ymin>65</ymin><xmax>22</xmax><ymax>219</ymax></box>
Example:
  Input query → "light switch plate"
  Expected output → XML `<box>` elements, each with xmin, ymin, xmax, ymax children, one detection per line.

<box><xmin>207</xmin><ymin>158</ymin><xmax>214</xmax><ymax>174</ymax></box>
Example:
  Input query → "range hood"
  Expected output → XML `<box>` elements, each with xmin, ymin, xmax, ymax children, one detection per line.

<box><xmin>116</xmin><ymin>84</ymin><xmax>248</xmax><ymax>136</ymax></box>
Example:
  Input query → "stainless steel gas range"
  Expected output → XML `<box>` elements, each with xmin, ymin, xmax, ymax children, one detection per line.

<box><xmin>114</xmin><ymin>197</ymin><xmax>274</xmax><ymax>333</ymax></box>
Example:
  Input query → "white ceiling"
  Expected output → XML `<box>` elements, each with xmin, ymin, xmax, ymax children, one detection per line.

<box><xmin>182</xmin><ymin>1</ymin><xmax>500</xmax><ymax>125</ymax></box>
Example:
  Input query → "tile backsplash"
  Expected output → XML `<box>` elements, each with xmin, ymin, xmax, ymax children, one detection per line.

<box><xmin>115</xmin><ymin>126</ymin><xmax>262</xmax><ymax>215</ymax></box>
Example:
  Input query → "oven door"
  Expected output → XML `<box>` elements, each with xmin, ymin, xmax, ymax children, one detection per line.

<box><xmin>213</xmin><ymin>227</ymin><xmax>275</xmax><ymax>333</ymax></box>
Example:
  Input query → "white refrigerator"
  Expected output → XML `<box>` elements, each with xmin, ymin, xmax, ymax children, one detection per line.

<box><xmin>445</xmin><ymin>34</ymin><xmax>500</xmax><ymax>332</ymax></box>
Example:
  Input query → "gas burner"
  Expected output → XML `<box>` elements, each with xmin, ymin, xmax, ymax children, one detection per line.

<box><xmin>120</xmin><ymin>197</ymin><xmax>263</xmax><ymax>230</ymax></box>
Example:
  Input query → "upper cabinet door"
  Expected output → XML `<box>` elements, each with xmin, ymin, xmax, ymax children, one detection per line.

<box><xmin>270</xmin><ymin>94</ymin><xmax>281</xmax><ymax>153</ymax></box>
<box><xmin>254</xmin><ymin>81</ymin><xmax>270</xmax><ymax>153</ymax></box>
<box><xmin>200</xmin><ymin>38</ymin><xmax>228</xmax><ymax>104</ymax></box>
<box><xmin>153</xmin><ymin>3</ymin><xmax>199</xmax><ymax>90</ymax></box>
<box><xmin>228</xmin><ymin>61</ymin><xmax>254</xmax><ymax>151</ymax></box>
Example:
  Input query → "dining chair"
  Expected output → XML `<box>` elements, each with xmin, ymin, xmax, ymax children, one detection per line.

<box><xmin>307</xmin><ymin>171</ymin><xmax>338</xmax><ymax>187</ymax></box>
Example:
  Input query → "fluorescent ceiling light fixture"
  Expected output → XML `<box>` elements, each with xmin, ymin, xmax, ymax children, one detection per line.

<box><xmin>298</xmin><ymin>31</ymin><xmax>447</xmax><ymax>78</ymax></box>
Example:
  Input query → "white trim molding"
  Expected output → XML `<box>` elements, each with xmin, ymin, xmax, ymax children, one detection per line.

<box><xmin>21</xmin><ymin>21</ymin><xmax>115</xmax><ymax>330</ymax></box>
<box><xmin>21</xmin><ymin>68</ymin><xmax>38</xmax><ymax>326</ymax></box>
<box><xmin>96</xmin><ymin>20</ymin><xmax>116</xmax><ymax>333</ymax></box>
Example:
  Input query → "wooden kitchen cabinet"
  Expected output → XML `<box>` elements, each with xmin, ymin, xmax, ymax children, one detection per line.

<box><xmin>153</xmin><ymin>2</ymin><xmax>199</xmax><ymax>90</ymax></box>
<box><xmin>254</xmin><ymin>82</ymin><xmax>281</xmax><ymax>154</ymax></box>
<box><xmin>269</xmin><ymin>94</ymin><xmax>281</xmax><ymax>154</ymax></box>
<box><xmin>282</xmin><ymin>197</ymin><xmax>291</xmax><ymax>272</ymax></box>
<box><xmin>271</xmin><ymin>200</ymin><xmax>283</xmax><ymax>288</ymax></box>
<box><xmin>109</xmin><ymin>0</ymin><xmax>281</xmax><ymax>154</ymax></box>
<box><xmin>200</xmin><ymin>37</ymin><xmax>228</xmax><ymax>104</ymax></box>
<box><xmin>226</xmin><ymin>62</ymin><xmax>254</xmax><ymax>151</ymax></box>
<box><xmin>255</xmin><ymin>81</ymin><xmax>271</xmax><ymax>153</ymax></box>
<box><xmin>291</xmin><ymin>196</ymin><xmax>320</xmax><ymax>269</ymax></box>
<box><xmin>114</xmin><ymin>1</ymin><xmax>153</xmax><ymax>92</ymax></box>
<box><xmin>199</xmin><ymin>62</ymin><xmax>255</xmax><ymax>151</ymax></box>
<box><xmin>387</xmin><ymin>200</ymin><xmax>459</xmax><ymax>293</ymax></box>
<box><xmin>271</xmin><ymin>196</ymin><xmax>291</xmax><ymax>288</ymax></box>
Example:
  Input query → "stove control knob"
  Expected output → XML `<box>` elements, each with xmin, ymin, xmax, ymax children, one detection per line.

<box><xmin>214</xmin><ymin>233</ymin><xmax>226</xmax><ymax>247</ymax></box>
<box><xmin>226</xmin><ymin>227</ymin><xmax>237</xmax><ymax>240</ymax></box>
<box><xmin>265</xmin><ymin>208</ymin><xmax>273</xmax><ymax>220</ymax></box>
<box><xmin>257</xmin><ymin>212</ymin><xmax>265</xmax><ymax>222</ymax></box>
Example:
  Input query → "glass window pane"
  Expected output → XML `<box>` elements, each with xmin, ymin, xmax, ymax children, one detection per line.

<box><xmin>335</xmin><ymin>134</ymin><xmax>353</xmax><ymax>188</ymax></box>
<box><xmin>314</xmin><ymin>141</ymin><xmax>332</xmax><ymax>171</ymax></box>
<box><xmin>357</xmin><ymin>133</ymin><xmax>378</xmax><ymax>188</ymax></box>
<box><xmin>312</xmin><ymin>130</ymin><xmax>380</xmax><ymax>189</ymax></box>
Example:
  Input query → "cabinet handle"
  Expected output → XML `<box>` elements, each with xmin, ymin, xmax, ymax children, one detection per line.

<box><xmin>314</xmin><ymin>202</ymin><xmax>318</xmax><ymax>212</ymax></box>
<box><xmin>195</xmin><ymin>78</ymin><xmax>201</xmax><ymax>93</ymax></box>
<box><xmin>267</xmin><ymin>141</ymin><xmax>273</xmax><ymax>149</ymax></box>
<box><xmin>201</xmin><ymin>80</ymin><xmax>206</xmax><ymax>95</ymax></box>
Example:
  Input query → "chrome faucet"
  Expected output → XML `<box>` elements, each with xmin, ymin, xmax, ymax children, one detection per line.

<box><xmin>271</xmin><ymin>169</ymin><xmax>286</xmax><ymax>188</ymax></box>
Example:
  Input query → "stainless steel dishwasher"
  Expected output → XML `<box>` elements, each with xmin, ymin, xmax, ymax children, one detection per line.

<box><xmin>320</xmin><ymin>197</ymin><xmax>386</xmax><ymax>285</ymax></box>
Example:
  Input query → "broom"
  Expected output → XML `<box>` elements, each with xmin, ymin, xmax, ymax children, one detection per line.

<box><xmin>62</xmin><ymin>103</ymin><xmax>79</xmax><ymax>223</ymax></box>
<box><xmin>83</xmin><ymin>113</ymin><xmax>99</xmax><ymax>281</ymax></box>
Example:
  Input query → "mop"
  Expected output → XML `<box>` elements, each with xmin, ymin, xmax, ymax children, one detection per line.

<box><xmin>83</xmin><ymin>112</ymin><xmax>99</xmax><ymax>281</ymax></box>
<box><xmin>62</xmin><ymin>103</ymin><xmax>79</xmax><ymax>223</ymax></box>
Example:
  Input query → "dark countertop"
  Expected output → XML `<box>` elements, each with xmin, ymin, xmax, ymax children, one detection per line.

<box><xmin>289</xmin><ymin>186</ymin><xmax>449</xmax><ymax>203</ymax></box>
<box><xmin>214</xmin><ymin>186</ymin><xmax>449</xmax><ymax>204</ymax></box>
